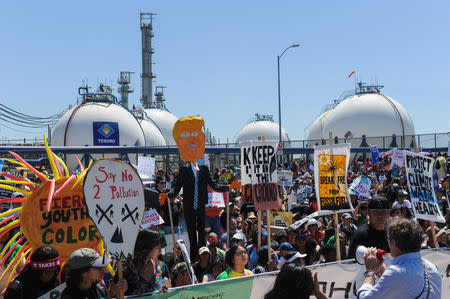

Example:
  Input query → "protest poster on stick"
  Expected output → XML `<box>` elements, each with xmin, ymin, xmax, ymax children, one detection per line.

<box><xmin>370</xmin><ymin>146</ymin><xmax>379</xmax><ymax>165</ymax></box>
<box><xmin>137</xmin><ymin>156</ymin><xmax>155</xmax><ymax>178</ymax></box>
<box><xmin>390</xmin><ymin>148</ymin><xmax>404</xmax><ymax>170</ymax></box>
<box><xmin>404</xmin><ymin>151</ymin><xmax>445</xmax><ymax>223</ymax></box>
<box><xmin>348</xmin><ymin>175</ymin><xmax>372</xmax><ymax>198</ymax></box>
<box><xmin>277</xmin><ymin>170</ymin><xmax>293</xmax><ymax>187</ymax></box>
<box><xmin>205</xmin><ymin>192</ymin><xmax>225</xmax><ymax>208</ymax></box>
<box><xmin>83</xmin><ymin>159</ymin><xmax>145</xmax><ymax>258</ymax></box>
<box><xmin>240</xmin><ymin>140</ymin><xmax>280</xmax><ymax>211</ymax></box>
<box><xmin>140</xmin><ymin>209</ymin><xmax>165</xmax><ymax>229</ymax></box>
<box><xmin>314</xmin><ymin>143</ymin><xmax>352</xmax><ymax>211</ymax></box>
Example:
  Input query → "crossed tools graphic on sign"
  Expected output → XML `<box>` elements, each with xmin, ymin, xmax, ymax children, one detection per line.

<box><xmin>96</xmin><ymin>204</ymin><xmax>113</xmax><ymax>225</ymax></box>
<box><xmin>121</xmin><ymin>203</ymin><xmax>139</xmax><ymax>225</ymax></box>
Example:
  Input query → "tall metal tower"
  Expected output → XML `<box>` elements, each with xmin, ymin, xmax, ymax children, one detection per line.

<box><xmin>140</xmin><ymin>12</ymin><xmax>156</xmax><ymax>108</ymax></box>
<box><xmin>117</xmin><ymin>71</ymin><xmax>134</xmax><ymax>108</ymax></box>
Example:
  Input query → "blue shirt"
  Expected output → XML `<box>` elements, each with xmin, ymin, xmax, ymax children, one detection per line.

<box><xmin>357</xmin><ymin>252</ymin><xmax>441</xmax><ymax>299</ymax></box>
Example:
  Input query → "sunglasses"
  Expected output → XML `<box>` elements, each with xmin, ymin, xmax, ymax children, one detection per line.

<box><xmin>208</xmin><ymin>237</ymin><xmax>218</xmax><ymax>243</ymax></box>
<box><xmin>235</xmin><ymin>251</ymin><xmax>248</xmax><ymax>256</ymax></box>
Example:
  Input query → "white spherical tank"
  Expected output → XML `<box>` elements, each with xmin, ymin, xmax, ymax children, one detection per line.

<box><xmin>235</xmin><ymin>118</ymin><xmax>290</xmax><ymax>146</ymax></box>
<box><xmin>52</xmin><ymin>101</ymin><xmax>145</xmax><ymax>169</ymax></box>
<box><xmin>307</xmin><ymin>88</ymin><xmax>415</xmax><ymax>148</ymax></box>
<box><xmin>306</xmin><ymin>110</ymin><xmax>333</xmax><ymax>146</ymax></box>
<box><xmin>144</xmin><ymin>108</ymin><xmax>178</xmax><ymax>146</ymax></box>
<box><xmin>138</xmin><ymin>118</ymin><xmax>167</xmax><ymax>147</ymax></box>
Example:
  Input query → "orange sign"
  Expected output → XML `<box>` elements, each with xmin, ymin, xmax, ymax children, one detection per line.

<box><xmin>173</xmin><ymin>116</ymin><xmax>206</xmax><ymax>162</ymax></box>
<box><xmin>21</xmin><ymin>177</ymin><xmax>100</xmax><ymax>260</ymax></box>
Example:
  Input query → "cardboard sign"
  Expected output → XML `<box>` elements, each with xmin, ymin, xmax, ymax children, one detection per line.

<box><xmin>404</xmin><ymin>151</ymin><xmax>445</xmax><ymax>223</ymax></box>
<box><xmin>277</xmin><ymin>170</ymin><xmax>293</xmax><ymax>187</ymax></box>
<box><xmin>348</xmin><ymin>175</ymin><xmax>372</xmax><ymax>198</ymax></box>
<box><xmin>240</xmin><ymin>140</ymin><xmax>280</xmax><ymax>211</ymax></box>
<box><xmin>314</xmin><ymin>143</ymin><xmax>352</xmax><ymax>211</ymax></box>
<box><xmin>83</xmin><ymin>159</ymin><xmax>145</xmax><ymax>257</ymax></box>
<box><xmin>137</xmin><ymin>156</ymin><xmax>156</xmax><ymax>178</ymax></box>
<box><xmin>141</xmin><ymin>209</ymin><xmax>165</xmax><ymax>229</ymax></box>
<box><xmin>205</xmin><ymin>192</ymin><xmax>225</xmax><ymax>208</ymax></box>
<box><xmin>93</xmin><ymin>122</ymin><xmax>119</xmax><ymax>146</ymax></box>
<box><xmin>262</xmin><ymin>211</ymin><xmax>293</xmax><ymax>228</ymax></box>
<box><xmin>390</xmin><ymin>148</ymin><xmax>404</xmax><ymax>170</ymax></box>
<box><xmin>20</xmin><ymin>177</ymin><xmax>100</xmax><ymax>260</ymax></box>
<box><xmin>370</xmin><ymin>146</ymin><xmax>379</xmax><ymax>164</ymax></box>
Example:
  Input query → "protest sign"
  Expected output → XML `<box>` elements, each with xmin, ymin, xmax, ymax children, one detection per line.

<box><xmin>20</xmin><ymin>177</ymin><xmax>100</xmax><ymax>260</ymax></box>
<box><xmin>83</xmin><ymin>159</ymin><xmax>145</xmax><ymax>257</ymax></box>
<box><xmin>277</xmin><ymin>170</ymin><xmax>293</xmax><ymax>187</ymax></box>
<box><xmin>240</xmin><ymin>140</ymin><xmax>280</xmax><ymax>211</ymax></box>
<box><xmin>404</xmin><ymin>151</ymin><xmax>445</xmax><ymax>223</ymax></box>
<box><xmin>348</xmin><ymin>175</ymin><xmax>371</xmax><ymax>198</ymax></box>
<box><xmin>370</xmin><ymin>146</ymin><xmax>379</xmax><ymax>164</ymax></box>
<box><xmin>38</xmin><ymin>282</ymin><xmax>66</xmax><ymax>299</ymax></box>
<box><xmin>137</xmin><ymin>156</ymin><xmax>155</xmax><ymax>178</ymax></box>
<box><xmin>390</xmin><ymin>148</ymin><xmax>404</xmax><ymax>170</ymax></box>
<box><xmin>140</xmin><ymin>209</ymin><xmax>165</xmax><ymax>229</ymax></box>
<box><xmin>262</xmin><ymin>211</ymin><xmax>293</xmax><ymax>228</ymax></box>
<box><xmin>314</xmin><ymin>143</ymin><xmax>352</xmax><ymax>211</ymax></box>
<box><xmin>0</xmin><ymin>159</ymin><xmax>4</xmax><ymax>173</ymax></box>
<box><xmin>205</xmin><ymin>192</ymin><xmax>225</xmax><ymax>208</ymax></box>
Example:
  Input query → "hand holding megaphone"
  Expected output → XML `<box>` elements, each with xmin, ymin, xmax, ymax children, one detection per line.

<box><xmin>356</xmin><ymin>245</ymin><xmax>388</xmax><ymax>265</ymax></box>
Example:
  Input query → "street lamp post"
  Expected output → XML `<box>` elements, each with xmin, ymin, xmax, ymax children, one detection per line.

<box><xmin>277</xmin><ymin>44</ymin><xmax>299</xmax><ymax>153</ymax></box>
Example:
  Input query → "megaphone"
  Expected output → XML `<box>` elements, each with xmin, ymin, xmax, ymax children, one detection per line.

<box><xmin>355</xmin><ymin>245</ymin><xmax>388</xmax><ymax>265</ymax></box>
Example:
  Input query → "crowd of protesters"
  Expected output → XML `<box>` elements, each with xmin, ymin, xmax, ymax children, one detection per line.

<box><xmin>0</xmin><ymin>151</ymin><xmax>448</xmax><ymax>298</ymax></box>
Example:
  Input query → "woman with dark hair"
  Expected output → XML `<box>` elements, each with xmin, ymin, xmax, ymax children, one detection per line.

<box><xmin>216</xmin><ymin>245</ymin><xmax>252</xmax><ymax>280</ymax></box>
<box><xmin>265</xmin><ymin>263</ymin><xmax>328</xmax><ymax>299</ymax></box>
<box><xmin>120</xmin><ymin>229</ymin><xmax>169</xmax><ymax>296</ymax></box>
<box><xmin>4</xmin><ymin>246</ymin><xmax>61</xmax><ymax>299</ymax></box>
<box><xmin>252</xmin><ymin>246</ymin><xmax>278</xmax><ymax>274</ymax></box>
<box><xmin>60</xmin><ymin>248</ymin><xmax>118</xmax><ymax>299</ymax></box>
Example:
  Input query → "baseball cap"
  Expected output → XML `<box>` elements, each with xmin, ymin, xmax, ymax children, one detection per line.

<box><xmin>305</xmin><ymin>218</ymin><xmax>322</xmax><ymax>229</ymax></box>
<box><xmin>296</xmin><ymin>233</ymin><xmax>307</xmax><ymax>240</ymax></box>
<box><xmin>280</xmin><ymin>242</ymin><xmax>293</xmax><ymax>250</ymax></box>
<box><xmin>397</xmin><ymin>189</ymin><xmax>408</xmax><ymax>196</ymax></box>
<box><xmin>208</xmin><ymin>232</ymin><xmax>218</xmax><ymax>239</ymax></box>
<box><xmin>198</xmin><ymin>246</ymin><xmax>210</xmax><ymax>255</ymax></box>
<box><xmin>368</xmin><ymin>196</ymin><xmax>390</xmax><ymax>210</ymax></box>
<box><xmin>342</xmin><ymin>213</ymin><xmax>352</xmax><ymax>219</ymax></box>
<box><xmin>232</xmin><ymin>233</ymin><xmax>244</xmax><ymax>241</ymax></box>
<box><xmin>67</xmin><ymin>248</ymin><xmax>111</xmax><ymax>270</ymax></box>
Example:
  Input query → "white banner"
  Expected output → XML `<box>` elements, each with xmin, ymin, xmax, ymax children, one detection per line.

<box><xmin>404</xmin><ymin>151</ymin><xmax>445</xmax><ymax>223</ymax></box>
<box><xmin>348</xmin><ymin>175</ymin><xmax>372</xmax><ymax>198</ymax></box>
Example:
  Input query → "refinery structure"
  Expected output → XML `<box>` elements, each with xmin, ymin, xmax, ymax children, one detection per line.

<box><xmin>0</xmin><ymin>12</ymin><xmax>447</xmax><ymax>170</ymax></box>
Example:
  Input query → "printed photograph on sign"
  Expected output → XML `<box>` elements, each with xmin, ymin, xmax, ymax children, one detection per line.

<box><xmin>404</xmin><ymin>151</ymin><xmax>445</xmax><ymax>223</ymax></box>
<box><xmin>314</xmin><ymin>143</ymin><xmax>352</xmax><ymax>211</ymax></box>
<box><xmin>83</xmin><ymin>159</ymin><xmax>145</xmax><ymax>257</ymax></box>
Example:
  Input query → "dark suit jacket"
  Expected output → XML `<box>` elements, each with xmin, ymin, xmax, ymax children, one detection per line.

<box><xmin>169</xmin><ymin>163</ymin><xmax>222</xmax><ymax>213</ymax></box>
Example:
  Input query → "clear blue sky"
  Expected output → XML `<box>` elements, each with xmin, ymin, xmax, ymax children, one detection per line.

<box><xmin>1</xmin><ymin>0</ymin><xmax>449</xmax><ymax>142</ymax></box>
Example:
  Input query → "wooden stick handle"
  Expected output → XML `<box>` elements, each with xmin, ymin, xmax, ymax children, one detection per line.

<box><xmin>117</xmin><ymin>260</ymin><xmax>124</xmax><ymax>299</ymax></box>
<box><xmin>430</xmin><ymin>221</ymin><xmax>439</xmax><ymax>248</ymax></box>
<box><xmin>226</xmin><ymin>191</ymin><xmax>230</xmax><ymax>249</ymax></box>
<box><xmin>267</xmin><ymin>210</ymin><xmax>272</xmax><ymax>261</ymax></box>
<box><xmin>257</xmin><ymin>211</ymin><xmax>262</xmax><ymax>250</ymax></box>
<box><xmin>166</xmin><ymin>195</ymin><xmax>177</xmax><ymax>254</ymax></box>
<box><xmin>334</xmin><ymin>213</ymin><xmax>341</xmax><ymax>261</ymax></box>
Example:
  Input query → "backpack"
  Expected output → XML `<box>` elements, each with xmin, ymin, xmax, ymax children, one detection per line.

<box><xmin>435</xmin><ymin>160</ymin><xmax>441</xmax><ymax>170</ymax></box>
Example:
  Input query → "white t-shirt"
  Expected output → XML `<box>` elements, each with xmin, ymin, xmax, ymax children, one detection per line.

<box><xmin>392</xmin><ymin>200</ymin><xmax>412</xmax><ymax>209</ymax></box>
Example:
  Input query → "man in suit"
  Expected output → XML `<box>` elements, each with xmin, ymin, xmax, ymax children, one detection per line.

<box><xmin>169</xmin><ymin>116</ymin><xmax>224</xmax><ymax>261</ymax></box>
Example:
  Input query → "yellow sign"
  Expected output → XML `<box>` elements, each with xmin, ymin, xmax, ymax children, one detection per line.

<box><xmin>316</xmin><ymin>151</ymin><xmax>350</xmax><ymax>210</ymax></box>
<box><xmin>21</xmin><ymin>177</ymin><xmax>100</xmax><ymax>260</ymax></box>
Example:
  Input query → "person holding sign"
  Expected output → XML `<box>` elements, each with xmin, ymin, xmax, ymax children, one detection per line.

<box><xmin>60</xmin><ymin>248</ymin><xmax>119</xmax><ymax>299</ymax></box>
<box><xmin>169</xmin><ymin>116</ymin><xmax>225</xmax><ymax>261</ymax></box>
